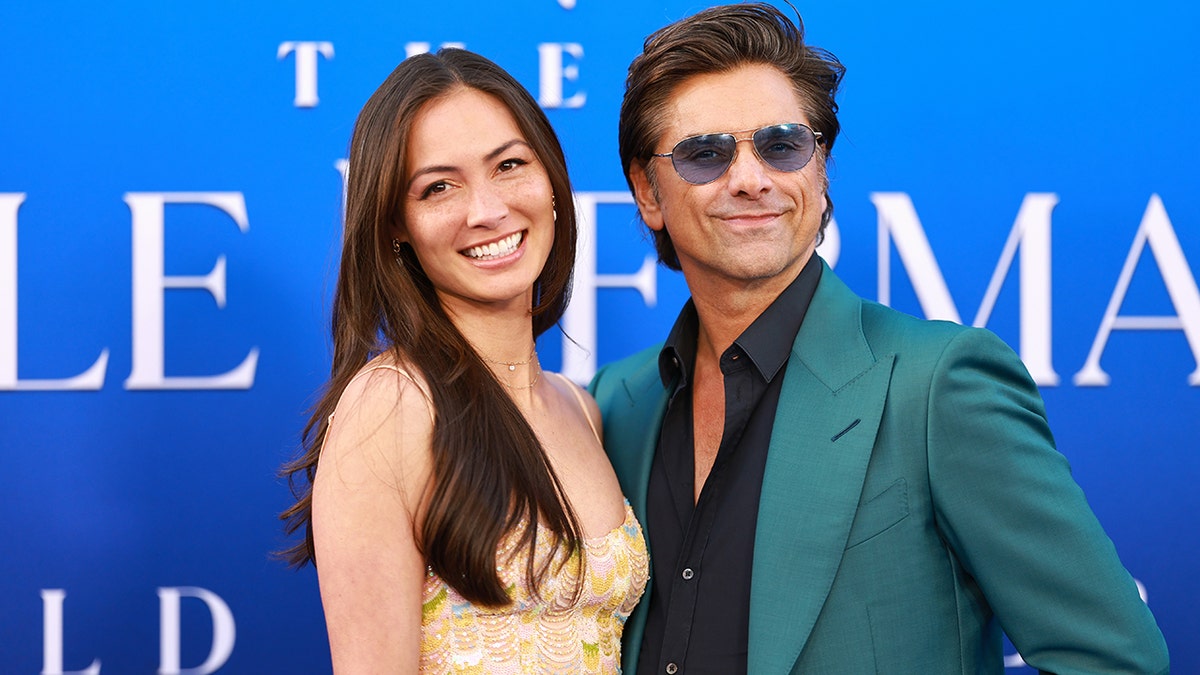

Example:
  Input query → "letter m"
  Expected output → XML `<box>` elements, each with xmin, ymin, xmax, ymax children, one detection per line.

<box><xmin>872</xmin><ymin>192</ymin><xmax>1059</xmax><ymax>385</ymax></box>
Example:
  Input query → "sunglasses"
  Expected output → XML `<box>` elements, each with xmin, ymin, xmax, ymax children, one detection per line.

<box><xmin>652</xmin><ymin>123</ymin><xmax>824</xmax><ymax>185</ymax></box>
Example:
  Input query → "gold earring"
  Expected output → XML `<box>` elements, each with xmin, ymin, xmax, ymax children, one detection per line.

<box><xmin>392</xmin><ymin>238</ymin><xmax>402</xmax><ymax>254</ymax></box>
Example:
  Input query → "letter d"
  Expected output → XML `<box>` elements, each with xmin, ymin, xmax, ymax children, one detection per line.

<box><xmin>158</xmin><ymin>587</ymin><xmax>235</xmax><ymax>675</ymax></box>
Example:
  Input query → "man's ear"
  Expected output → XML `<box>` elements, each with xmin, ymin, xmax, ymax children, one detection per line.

<box><xmin>629</xmin><ymin>163</ymin><xmax>665</xmax><ymax>232</ymax></box>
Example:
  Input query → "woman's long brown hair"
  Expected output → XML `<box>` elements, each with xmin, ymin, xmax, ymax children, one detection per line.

<box><xmin>279</xmin><ymin>48</ymin><xmax>582</xmax><ymax>606</ymax></box>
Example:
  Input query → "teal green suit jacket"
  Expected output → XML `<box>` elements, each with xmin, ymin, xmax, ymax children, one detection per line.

<box><xmin>590</xmin><ymin>262</ymin><xmax>1168</xmax><ymax>674</ymax></box>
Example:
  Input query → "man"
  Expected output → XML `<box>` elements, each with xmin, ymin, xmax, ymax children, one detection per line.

<box><xmin>589</xmin><ymin>3</ymin><xmax>1169</xmax><ymax>674</ymax></box>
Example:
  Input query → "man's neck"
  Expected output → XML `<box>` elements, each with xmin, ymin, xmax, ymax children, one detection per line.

<box><xmin>687</xmin><ymin>256</ymin><xmax>811</xmax><ymax>365</ymax></box>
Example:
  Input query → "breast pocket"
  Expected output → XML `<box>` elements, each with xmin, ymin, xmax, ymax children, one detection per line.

<box><xmin>845</xmin><ymin>478</ymin><xmax>909</xmax><ymax>549</ymax></box>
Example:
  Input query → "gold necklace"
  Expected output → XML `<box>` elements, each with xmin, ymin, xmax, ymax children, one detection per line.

<box><xmin>499</xmin><ymin>361</ymin><xmax>541</xmax><ymax>390</ymax></box>
<box><xmin>478</xmin><ymin>347</ymin><xmax>540</xmax><ymax>388</ymax></box>
<box><xmin>478</xmin><ymin>347</ymin><xmax>536</xmax><ymax>372</ymax></box>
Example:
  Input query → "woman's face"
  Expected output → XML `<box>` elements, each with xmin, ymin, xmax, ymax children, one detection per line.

<box><xmin>400</xmin><ymin>86</ymin><xmax>555</xmax><ymax>317</ymax></box>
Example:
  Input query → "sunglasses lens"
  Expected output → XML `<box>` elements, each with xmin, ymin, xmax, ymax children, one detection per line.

<box><xmin>753</xmin><ymin>124</ymin><xmax>816</xmax><ymax>172</ymax></box>
<box><xmin>665</xmin><ymin>124</ymin><xmax>819</xmax><ymax>184</ymax></box>
<box><xmin>671</xmin><ymin>134</ymin><xmax>736</xmax><ymax>184</ymax></box>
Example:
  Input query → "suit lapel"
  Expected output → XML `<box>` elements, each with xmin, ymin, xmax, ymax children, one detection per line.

<box><xmin>610</xmin><ymin>357</ymin><xmax>671</xmax><ymax>668</ymax></box>
<box><xmin>748</xmin><ymin>263</ymin><xmax>896</xmax><ymax>673</ymax></box>
<box><xmin>610</xmin><ymin>359</ymin><xmax>669</xmax><ymax>525</ymax></box>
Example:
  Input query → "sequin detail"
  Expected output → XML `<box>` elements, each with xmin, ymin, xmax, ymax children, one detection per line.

<box><xmin>420</xmin><ymin>501</ymin><xmax>648</xmax><ymax>673</ymax></box>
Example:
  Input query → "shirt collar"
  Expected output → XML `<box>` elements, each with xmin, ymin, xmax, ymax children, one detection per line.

<box><xmin>658</xmin><ymin>254</ymin><xmax>823</xmax><ymax>389</ymax></box>
<box><xmin>659</xmin><ymin>299</ymin><xmax>699</xmax><ymax>390</ymax></box>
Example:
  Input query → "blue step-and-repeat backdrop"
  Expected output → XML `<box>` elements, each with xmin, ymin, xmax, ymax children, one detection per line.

<box><xmin>2</xmin><ymin>1</ymin><xmax>1197</xmax><ymax>672</ymax></box>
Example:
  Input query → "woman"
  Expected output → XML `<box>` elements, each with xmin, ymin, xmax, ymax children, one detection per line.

<box><xmin>280</xmin><ymin>49</ymin><xmax>647</xmax><ymax>673</ymax></box>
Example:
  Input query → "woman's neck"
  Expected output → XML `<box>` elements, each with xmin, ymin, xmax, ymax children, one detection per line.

<box><xmin>439</xmin><ymin>297</ymin><xmax>541</xmax><ymax>399</ymax></box>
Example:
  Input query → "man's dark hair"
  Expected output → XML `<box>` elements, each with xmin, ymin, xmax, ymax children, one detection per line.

<box><xmin>619</xmin><ymin>2</ymin><xmax>845</xmax><ymax>269</ymax></box>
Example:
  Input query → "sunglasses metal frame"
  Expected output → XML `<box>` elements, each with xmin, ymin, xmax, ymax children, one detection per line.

<box><xmin>651</xmin><ymin>123</ymin><xmax>824</xmax><ymax>185</ymax></box>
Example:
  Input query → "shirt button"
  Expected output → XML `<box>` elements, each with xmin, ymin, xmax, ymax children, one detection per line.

<box><xmin>681</xmin><ymin>567</ymin><xmax>694</xmax><ymax>580</ymax></box>
<box><xmin>666</xmin><ymin>664</ymin><xmax>679</xmax><ymax>674</ymax></box>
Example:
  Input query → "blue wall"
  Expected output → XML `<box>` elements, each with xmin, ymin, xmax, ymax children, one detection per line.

<box><xmin>2</xmin><ymin>1</ymin><xmax>1196</xmax><ymax>672</ymax></box>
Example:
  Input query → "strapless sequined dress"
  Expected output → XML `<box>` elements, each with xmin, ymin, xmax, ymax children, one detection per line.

<box><xmin>419</xmin><ymin>501</ymin><xmax>648</xmax><ymax>674</ymax></box>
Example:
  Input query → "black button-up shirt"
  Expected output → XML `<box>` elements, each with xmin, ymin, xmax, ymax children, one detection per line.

<box><xmin>638</xmin><ymin>257</ymin><xmax>821</xmax><ymax>675</ymax></box>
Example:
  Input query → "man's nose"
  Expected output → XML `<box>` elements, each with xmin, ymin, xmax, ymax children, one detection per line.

<box><xmin>723</xmin><ymin>139</ymin><xmax>772</xmax><ymax>196</ymax></box>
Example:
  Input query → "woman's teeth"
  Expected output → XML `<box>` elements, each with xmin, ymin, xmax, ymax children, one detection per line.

<box><xmin>464</xmin><ymin>231</ymin><xmax>523</xmax><ymax>260</ymax></box>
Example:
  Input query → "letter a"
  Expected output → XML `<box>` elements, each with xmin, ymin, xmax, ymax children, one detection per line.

<box><xmin>1075</xmin><ymin>194</ymin><xmax>1200</xmax><ymax>385</ymax></box>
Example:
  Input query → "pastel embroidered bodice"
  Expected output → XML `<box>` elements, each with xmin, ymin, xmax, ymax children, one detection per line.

<box><xmin>419</xmin><ymin>501</ymin><xmax>648</xmax><ymax>674</ymax></box>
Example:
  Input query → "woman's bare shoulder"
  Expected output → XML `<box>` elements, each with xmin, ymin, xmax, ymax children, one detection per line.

<box><xmin>317</xmin><ymin>352</ymin><xmax>435</xmax><ymax>514</ymax></box>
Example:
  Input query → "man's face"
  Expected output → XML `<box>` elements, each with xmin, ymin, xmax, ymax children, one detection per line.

<box><xmin>632</xmin><ymin>64</ymin><xmax>827</xmax><ymax>297</ymax></box>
